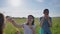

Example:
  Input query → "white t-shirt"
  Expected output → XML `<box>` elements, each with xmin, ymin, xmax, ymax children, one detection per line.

<box><xmin>23</xmin><ymin>24</ymin><xmax>36</xmax><ymax>34</ymax></box>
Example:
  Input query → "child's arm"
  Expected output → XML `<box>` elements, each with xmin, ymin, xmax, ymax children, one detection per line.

<box><xmin>7</xmin><ymin>18</ymin><xmax>24</xmax><ymax>28</ymax></box>
<box><xmin>11</xmin><ymin>20</ymin><xmax>23</xmax><ymax>28</ymax></box>
<box><xmin>48</xmin><ymin>17</ymin><xmax>52</xmax><ymax>27</ymax></box>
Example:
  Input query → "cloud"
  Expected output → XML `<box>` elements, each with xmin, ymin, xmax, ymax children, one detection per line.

<box><xmin>0</xmin><ymin>0</ymin><xmax>60</xmax><ymax>17</ymax></box>
<box><xmin>0</xmin><ymin>6</ymin><xmax>43</xmax><ymax>17</ymax></box>
<box><xmin>5</xmin><ymin>0</ymin><xmax>26</xmax><ymax>8</ymax></box>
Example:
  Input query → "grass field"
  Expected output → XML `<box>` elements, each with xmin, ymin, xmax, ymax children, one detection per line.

<box><xmin>4</xmin><ymin>17</ymin><xmax>60</xmax><ymax>34</ymax></box>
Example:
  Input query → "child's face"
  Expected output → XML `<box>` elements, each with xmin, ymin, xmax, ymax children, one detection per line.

<box><xmin>28</xmin><ymin>16</ymin><xmax>33</xmax><ymax>24</ymax></box>
<box><xmin>44</xmin><ymin>11</ymin><xmax>49</xmax><ymax>17</ymax></box>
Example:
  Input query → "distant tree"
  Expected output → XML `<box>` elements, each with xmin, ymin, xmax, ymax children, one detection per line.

<box><xmin>22</xmin><ymin>17</ymin><xmax>26</xmax><ymax>19</ymax></box>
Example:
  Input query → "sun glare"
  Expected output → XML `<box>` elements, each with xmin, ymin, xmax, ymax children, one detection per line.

<box><xmin>8</xmin><ymin>0</ymin><xmax>22</xmax><ymax>7</ymax></box>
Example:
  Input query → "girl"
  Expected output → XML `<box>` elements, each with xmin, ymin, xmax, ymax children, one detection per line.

<box><xmin>0</xmin><ymin>13</ymin><xmax>5</xmax><ymax>34</ymax></box>
<box><xmin>40</xmin><ymin>9</ymin><xmax>52</xmax><ymax>34</ymax></box>
<box><xmin>7</xmin><ymin>15</ymin><xmax>36</xmax><ymax>34</ymax></box>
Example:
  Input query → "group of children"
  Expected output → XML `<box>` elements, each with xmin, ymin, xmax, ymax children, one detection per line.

<box><xmin>0</xmin><ymin>9</ymin><xmax>52</xmax><ymax>34</ymax></box>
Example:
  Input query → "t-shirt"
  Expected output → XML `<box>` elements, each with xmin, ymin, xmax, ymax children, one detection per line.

<box><xmin>23</xmin><ymin>24</ymin><xmax>36</xmax><ymax>34</ymax></box>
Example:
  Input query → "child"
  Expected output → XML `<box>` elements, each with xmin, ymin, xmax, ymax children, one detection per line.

<box><xmin>0</xmin><ymin>13</ymin><xmax>5</xmax><ymax>34</ymax></box>
<box><xmin>7</xmin><ymin>15</ymin><xmax>36</xmax><ymax>34</ymax></box>
<box><xmin>40</xmin><ymin>9</ymin><xmax>52</xmax><ymax>34</ymax></box>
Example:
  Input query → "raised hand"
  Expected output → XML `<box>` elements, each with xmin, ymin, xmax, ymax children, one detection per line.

<box><xmin>44</xmin><ymin>16</ymin><xmax>50</xmax><ymax>20</ymax></box>
<box><xmin>6</xmin><ymin>17</ymin><xmax>14</xmax><ymax>23</ymax></box>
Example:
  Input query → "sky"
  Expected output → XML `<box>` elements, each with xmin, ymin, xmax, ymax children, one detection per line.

<box><xmin>0</xmin><ymin>0</ymin><xmax>60</xmax><ymax>17</ymax></box>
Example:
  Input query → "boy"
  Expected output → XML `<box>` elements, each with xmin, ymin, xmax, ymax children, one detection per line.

<box><xmin>40</xmin><ymin>9</ymin><xmax>52</xmax><ymax>34</ymax></box>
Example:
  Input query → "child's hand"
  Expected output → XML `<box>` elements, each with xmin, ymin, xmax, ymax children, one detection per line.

<box><xmin>6</xmin><ymin>17</ymin><xmax>14</xmax><ymax>23</ymax></box>
<box><xmin>46</xmin><ymin>17</ymin><xmax>50</xmax><ymax>21</ymax></box>
<box><xmin>41</xmin><ymin>17</ymin><xmax>45</xmax><ymax>22</ymax></box>
<box><xmin>44</xmin><ymin>16</ymin><xmax>50</xmax><ymax>20</ymax></box>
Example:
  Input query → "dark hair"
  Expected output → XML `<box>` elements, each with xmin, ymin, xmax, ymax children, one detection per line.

<box><xmin>26</xmin><ymin>15</ymin><xmax>34</xmax><ymax>25</ymax></box>
<box><xmin>6</xmin><ymin>16</ymin><xmax>10</xmax><ymax>18</ymax></box>
<box><xmin>0</xmin><ymin>13</ymin><xmax>4</xmax><ymax>34</ymax></box>
<box><xmin>43</xmin><ymin>9</ymin><xmax>49</xmax><ymax>14</ymax></box>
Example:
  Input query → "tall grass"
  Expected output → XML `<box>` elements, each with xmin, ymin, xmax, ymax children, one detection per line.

<box><xmin>4</xmin><ymin>17</ymin><xmax>60</xmax><ymax>34</ymax></box>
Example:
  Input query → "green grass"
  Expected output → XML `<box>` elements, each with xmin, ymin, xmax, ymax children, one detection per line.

<box><xmin>4</xmin><ymin>17</ymin><xmax>60</xmax><ymax>34</ymax></box>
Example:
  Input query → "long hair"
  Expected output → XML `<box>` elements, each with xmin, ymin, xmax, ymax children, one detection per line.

<box><xmin>26</xmin><ymin>15</ymin><xmax>34</xmax><ymax>25</ymax></box>
<box><xmin>0</xmin><ymin>13</ymin><xmax>4</xmax><ymax>34</ymax></box>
